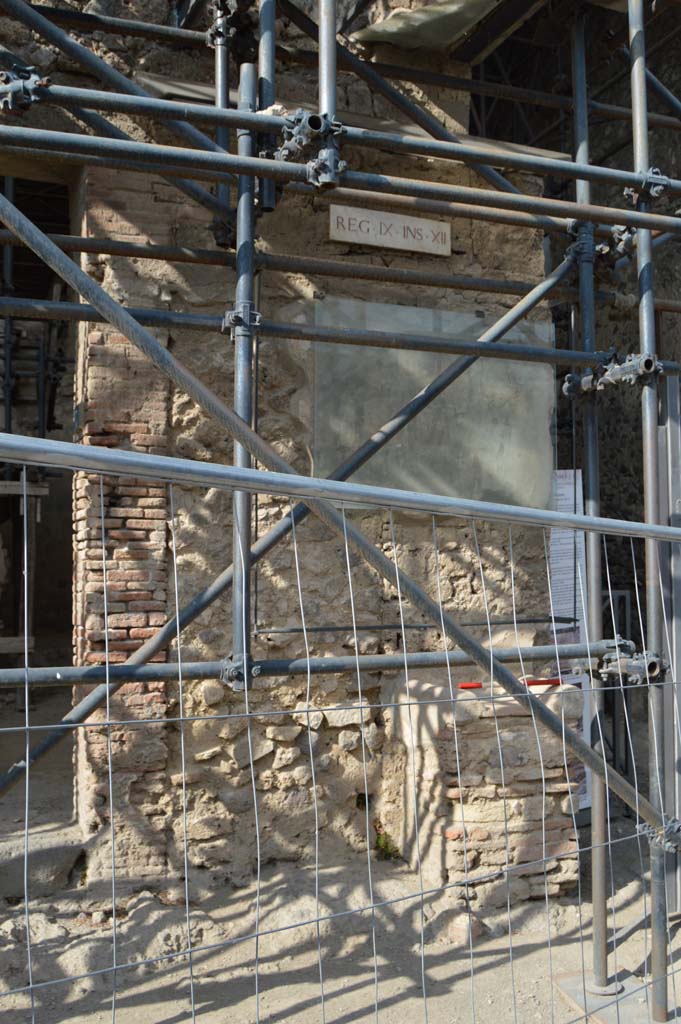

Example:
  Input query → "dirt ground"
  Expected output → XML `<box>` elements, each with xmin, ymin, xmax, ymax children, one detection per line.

<box><xmin>1</xmin><ymin>693</ymin><xmax>679</xmax><ymax>1024</ymax></box>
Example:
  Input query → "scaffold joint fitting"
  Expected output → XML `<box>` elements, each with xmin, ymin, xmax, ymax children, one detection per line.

<box><xmin>221</xmin><ymin>654</ymin><xmax>257</xmax><ymax>691</ymax></box>
<box><xmin>600</xmin><ymin>648</ymin><xmax>664</xmax><ymax>685</ymax></box>
<box><xmin>0</xmin><ymin>67</ymin><xmax>47</xmax><ymax>112</ymax></box>
<box><xmin>624</xmin><ymin>167</ymin><xmax>670</xmax><ymax>204</ymax></box>
<box><xmin>637</xmin><ymin>819</ymin><xmax>681</xmax><ymax>853</ymax></box>
<box><xmin>275</xmin><ymin>109</ymin><xmax>342</xmax><ymax>164</ymax></box>
<box><xmin>222</xmin><ymin>301</ymin><xmax>262</xmax><ymax>338</ymax></box>
<box><xmin>563</xmin><ymin>352</ymin><xmax>660</xmax><ymax>397</ymax></box>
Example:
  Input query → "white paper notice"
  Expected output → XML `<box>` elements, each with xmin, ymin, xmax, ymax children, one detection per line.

<box><xmin>549</xmin><ymin>469</ymin><xmax>591</xmax><ymax>809</ymax></box>
<box><xmin>549</xmin><ymin>469</ymin><xmax>587</xmax><ymax>643</ymax></box>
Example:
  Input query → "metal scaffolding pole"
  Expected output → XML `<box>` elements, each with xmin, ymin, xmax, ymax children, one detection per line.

<box><xmin>212</xmin><ymin>0</ymin><xmax>233</xmax><ymax>243</ymax></box>
<box><xmin>0</xmin><ymin>640</ymin><xmax>634</xmax><ymax>688</ymax></box>
<box><xmin>26</xmin><ymin>2</ymin><xmax>207</xmax><ymax>44</ymax></box>
<box><xmin>258</xmin><ymin>0</ymin><xmax>277</xmax><ymax>211</ymax></box>
<box><xmin>628</xmin><ymin>1</ymin><xmax>668</xmax><ymax>1018</ymax></box>
<box><xmin>4</xmin><ymin>123</ymin><xmax>681</xmax><ymax>235</ymax></box>
<box><xmin>0</xmin><ymin>433</ymin><xmax>676</xmax><ymax>836</ymax></box>
<box><xmin>317</xmin><ymin>0</ymin><xmax>340</xmax><ymax>184</ymax></box>
<box><xmin>572</xmin><ymin>15</ymin><xmax>609</xmax><ymax>997</ymax></box>
<box><xmin>0</xmin><ymin>258</ymin><xmax>572</xmax><ymax>785</ymax></box>
<box><xmin>72</xmin><ymin>105</ymin><xmax>233</xmax><ymax>222</ymax></box>
<box><xmin>0</xmin><ymin>0</ymin><xmax>236</xmax><ymax>169</ymax></box>
<box><xmin>2</xmin><ymin>177</ymin><xmax>14</xmax><ymax>445</ymax></box>
<box><xmin>21</xmin><ymin>228</ymin><xmax>681</xmax><ymax>314</ymax></box>
<box><xmin>0</xmin><ymin>229</ymin><xmax>574</xmax><ymax>298</ymax></box>
<box><xmin>0</xmin><ymin>298</ymin><xmax>627</xmax><ymax>368</ymax></box>
<box><xmin>17</xmin><ymin>3</ymin><xmax>678</xmax><ymax>134</ymax></box>
<box><xmin>285</xmin><ymin>183</ymin><xmax>607</xmax><ymax>237</ymax></box>
<box><xmin>231</xmin><ymin>64</ymin><xmax>258</xmax><ymax>688</ymax></box>
<box><xmin>6</xmin><ymin>432</ymin><xmax>681</xmax><ymax>543</ymax></box>
<box><xmin>620</xmin><ymin>43</ymin><xmax>681</xmax><ymax>121</ymax></box>
<box><xmin>277</xmin><ymin>0</ymin><xmax>520</xmax><ymax>194</ymax></box>
<box><xmin>18</xmin><ymin>82</ymin><xmax>681</xmax><ymax>195</ymax></box>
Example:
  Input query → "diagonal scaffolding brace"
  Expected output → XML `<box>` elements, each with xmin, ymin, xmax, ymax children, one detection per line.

<box><xmin>0</xmin><ymin>188</ymin><xmax>676</xmax><ymax>847</ymax></box>
<box><xmin>0</xmin><ymin>253</ymin><xmax>574</xmax><ymax>789</ymax></box>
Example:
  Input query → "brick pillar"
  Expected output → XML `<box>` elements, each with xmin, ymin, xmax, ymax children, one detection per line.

<box><xmin>73</xmin><ymin>328</ymin><xmax>172</xmax><ymax>881</ymax></box>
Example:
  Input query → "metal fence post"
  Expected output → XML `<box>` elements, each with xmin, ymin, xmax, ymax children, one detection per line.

<box><xmin>571</xmin><ymin>13</ymin><xmax>610</xmax><ymax>997</ymax></box>
<box><xmin>231</xmin><ymin>64</ymin><xmax>258</xmax><ymax>688</ymax></box>
<box><xmin>627</xmin><ymin>0</ymin><xmax>668</xmax><ymax>1017</ymax></box>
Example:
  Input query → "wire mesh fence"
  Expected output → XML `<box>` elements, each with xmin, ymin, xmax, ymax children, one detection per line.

<box><xmin>0</xmin><ymin>446</ymin><xmax>679</xmax><ymax>1024</ymax></box>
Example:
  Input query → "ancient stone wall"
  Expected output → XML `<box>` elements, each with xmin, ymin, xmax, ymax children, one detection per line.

<box><xmin>71</xmin><ymin>145</ymin><xmax>574</xmax><ymax>907</ymax></box>
<box><xmin>0</xmin><ymin>0</ymin><xmax>580</xmax><ymax>911</ymax></box>
<box><xmin>386</xmin><ymin>678</ymin><xmax>581</xmax><ymax>906</ymax></box>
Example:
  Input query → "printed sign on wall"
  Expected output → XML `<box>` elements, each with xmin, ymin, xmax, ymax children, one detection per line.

<box><xmin>329</xmin><ymin>204</ymin><xmax>451</xmax><ymax>256</ymax></box>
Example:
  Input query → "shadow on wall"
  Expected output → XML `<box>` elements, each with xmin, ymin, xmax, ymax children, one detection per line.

<box><xmin>383</xmin><ymin>673</ymin><xmax>582</xmax><ymax>913</ymax></box>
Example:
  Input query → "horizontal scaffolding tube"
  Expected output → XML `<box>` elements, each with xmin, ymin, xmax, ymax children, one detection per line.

<box><xmin>0</xmin><ymin>641</ymin><xmax>630</xmax><ymax>688</ymax></box>
<box><xmin>36</xmin><ymin>83</ymin><xmax>285</xmax><ymax>135</ymax></box>
<box><xmin>280</xmin><ymin>47</ymin><xmax>681</xmax><ymax>130</ymax></box>
<box><xmin>243</xmin><ymin>642</ymin><xmax>625</xmax><ymax>678</ymax></box>
<box><xmin>0</xmin><ymin>230</ymin><xmax>575</xmax><ymax>298</ymax></box>
<box><xmin>0</xmin><ymin>0</ymin><xmax>235</xmax><ymax>169</ymax></box>
<box><xmin>26</xmin><ymin>3</ymin><xmax>206</xmax><ymax>44</ymax></box>
<box><xmin>286</xmin><ymin>183</ymin><xmax>602</xmax><ymax>237</ymax></box>
<box><xmin>0</xmin><ymin>260</ymin><xmax>565</xmax><ymax>783</ymax></box>
<box><xmin>258</xmin><ymin>318</ymin><xmax>602</xmax><ymax>365</ymax></box>
<box><xmin>0</xmin><ymin>185</ymin><xmax>667</xmax><ymax>837</ymax></box>
<box><xmin>17</xmin><ymin>86</ymin><xmax>681</xmax><ymax>194</ymax></box>
<box><xmin>4</xmin><ymin>432</ymin><xmax>681</xmax><ymax>544</ymax></box>
<box><xmin>21</xmin><ymin>229</ymin><xmax>679</xmax><ymax>314</ymax></box>
<box><xmin>4</xmin><ymin>139</ymin><xmax>579</xmax><ymax>232</ymax></box>
<box><xmin>21</xmin><ymin>9</ymin><xmax>676</xmax><ymax>133</ymax></box>
<box><xmin>71</xmin><ymin>102</ymin><xmax>233</xmax><ymax>222</ymax></box>
<box><xmin>4</xmin><ymin>124</ymin><xmax>681</xmax><ymax>235</ymax></box>
<box><xmin>0</xmin><ymin>297</ymin><xmax>617</xmax><ymax>366</ymax></box>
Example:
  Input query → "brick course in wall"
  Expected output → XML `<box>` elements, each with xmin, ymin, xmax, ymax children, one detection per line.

<box><xmin>67</xmin><ymin>99</ymin><xmax>579</xmax><ymax>905</ymax></box>
<box><xmin>73</xmin><ymin>323</ymin><xmax>172</xmax><ymax>873</ymax></box>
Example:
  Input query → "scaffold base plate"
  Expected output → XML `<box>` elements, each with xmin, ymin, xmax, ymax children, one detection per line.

<box><xmin>556</xmin><ymin>971</ymin><xmax>653</xmax><ymax>1022</ymax></box>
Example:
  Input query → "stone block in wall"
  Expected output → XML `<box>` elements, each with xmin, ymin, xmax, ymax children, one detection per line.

<box><xmin>66</xmin><ymin>70</ymin><xmax>553</xmax><ymax>906</ymax></box>
<box><xmin>382</xmin><ymin>677</ymin><xmax>581</xmax><ymax>909</ymax></box>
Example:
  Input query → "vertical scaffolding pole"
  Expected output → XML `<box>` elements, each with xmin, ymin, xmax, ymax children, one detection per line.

<box><xmin>627</xmin><ymin>0</ymin><xmax>668</xmax><ymax>1017</ymax></box>
<box><xmin>212</xmin><ymin>0</ymin><xmax>232</xmax><ymax>245</ymax></box>
<box><xmin>2</xmin><ymin>177</ymin><xmax>14</xmax><ymax>452</ymax></box>
<box><xmin>571</xmin><ymin>15</ymin><xmax>609</xmax><ymax>996</ymax></box>
<box><xmin>258</xmin><ymin>0</ymin><xmax>277</xmax><ymax>211</ymax></box>
<box><xmin>231</xmin><ymin>63</ymin><xmax>257</xmax><ymax>687</ymax></box>
<box><xmin>317</xmin><ymin>0</ymin><xmax>340</xmax><ymax>183</ymax></box>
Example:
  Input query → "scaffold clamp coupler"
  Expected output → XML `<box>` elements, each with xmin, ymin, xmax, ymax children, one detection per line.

<box><xmin>624</xmin><ymin>167</ymin><xmax>670</xmax><ymax>204</ymax></box>
<box><xmin>211</xmin><ymin>208</ymin><xmax>237</xmax><ymax>250</ymax></box>
<box><xmin>222</xmin><ymin>301</ymin><xmax>262</xmax><ymax>338</ymax></box>
<box><xmin>307</xmin><ymin>150</ymin><xmax>346</xmax><ymax>188</ymax></box>
<box><xmin>206</xmin><ymin>0</ymin><xmax>235</xmax><ymax>47</ymax></box>
<box><xmin>637</xmin><ymin>819</ymin><xmax>681</xmax><ymax>853</ymax></box>
<box><xmin>599</xmin><ymin>648</ymin><xmax>664</xmax><ymax>685</ymax></box>
<box><xmin>0</xmin><ymin>67</ymin><xmax>48</xmax><ymax>112</ymax></box>
<box><xmin>275</xmin><ymin>110</ymin><xmax>342</xmax><ymax>165</ymax></box>
<box><xmin>221</xmin><ymin>654</ymin><xmax>254</xmax><ymax>691</ymax></box>
<box><xmin>569</xmin><ymin>223</ymin><xmax>596</xmax><ymax>261</ymax></box>
<box><xmin>611</xmin><ymin>224</ymin><xmax>635</xmax><ymax>260</ymax></box>
<box><xmin>563</xmin><ymin>352</ymin><xmax>661</xmax><ymax>398</ymax></box>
